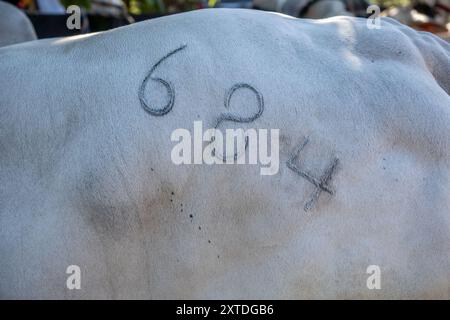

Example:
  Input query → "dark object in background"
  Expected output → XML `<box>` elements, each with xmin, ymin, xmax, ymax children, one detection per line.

<box><xmin>414</xmin><ymin>3</ymin><xmax>436</xmax><ymax>18</ymax></box>
<box><xmin>3</xmin><ymin>0</ymin><xmax>20</xmax><ymax>5</ymax></box>
<box><xmin>26</xmin><ymin>12</ymin><xmax>134</xmax><ymax>38</ymax></box>
<box><xmin>344</xmin><ymin>0</ymin><xmax>371</xmax><ymax>17</ymax></box>
<box><xmin>87</xmin><ymin>13</ymin><xmax>131</xmax><ymax>31</ymax></box>
<box><xmin>131</xmin><ymin>13</ymin><xmax>163</xmax><ymax>22</ymax></box>
<box><xmin>27</xmin><ymin>13</ymin><xmax>85</xmax><ymax>38</ymax></box>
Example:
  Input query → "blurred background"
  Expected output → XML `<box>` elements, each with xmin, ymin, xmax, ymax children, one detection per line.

<box><xmin>2</xmin><ymin>0</ymin><xmax>449</xmax><ymax>40</ymax></box>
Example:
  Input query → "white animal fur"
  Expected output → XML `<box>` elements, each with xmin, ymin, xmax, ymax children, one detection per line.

<box><xmin>0</xmin><ymin>9</ymin><xmax>449</xmax><ymax>299</ymax></box>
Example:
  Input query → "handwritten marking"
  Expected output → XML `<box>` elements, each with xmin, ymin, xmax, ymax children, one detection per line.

<box><xmin>213</xmin><ymin>83</ymin><xmax>264</xmax><ymax>161</ymax></box>
<box><xmin>139</xmin><ymin>44</ymin><xmax>187</xmax><ymax>116</ymax></box>
<box><xmin>287</xmin><ymin>137</ymin><xmax>339</xmax><ymax>211</ymax></box>
<box><xmin>216</xmin><ymin>83</ymin><xmax>264</xmax><ymax>127</ymax></box>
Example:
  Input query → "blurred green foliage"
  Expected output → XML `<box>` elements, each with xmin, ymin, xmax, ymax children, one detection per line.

<box><xmin>60</xmin><ymin>0</ymin><xmax>210</xmax><ymax>14</ymax></box>
<box><xmin>61</xmin><ymin>0</ymin><xmax>91</xmax><ymax>9</ymax></box>
<box><xmin>127</xmin><ymin>0</ymin><xmax>165</xmax><ymax>14</ymax></box>
<box><xmin>370</xmin><ymin>0</ymin><xmax>411</xmax><ymax>9</ymax></box>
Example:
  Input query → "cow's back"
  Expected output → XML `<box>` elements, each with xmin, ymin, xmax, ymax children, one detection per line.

<box><xmin>1</xmin><ymin>9</ymin><xmax>450</xmax><ymax>299</ymax></box>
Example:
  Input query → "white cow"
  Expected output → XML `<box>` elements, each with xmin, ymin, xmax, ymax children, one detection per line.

<box><xmin>0</xmin><ymin>9</ymin><xmax>449</xmax><ymax>299</ymax></box>
<box><xmin>0</xmin><ymin>1</ymin><xmax>37</xmax><ymax>48</ymax></box>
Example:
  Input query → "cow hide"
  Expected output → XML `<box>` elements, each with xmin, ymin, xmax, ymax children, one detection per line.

<box><xmin>0</xmin><ymin>9</ymin><xmax>449</xmax><ymax>299</ymax></box>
